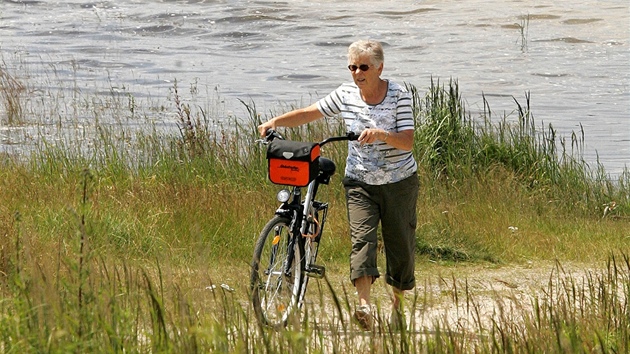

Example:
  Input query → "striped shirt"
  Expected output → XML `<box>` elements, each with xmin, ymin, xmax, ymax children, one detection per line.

<box><xmin>316</xmin><ymin>80</ymin><xmax>417</xmax><ymax>185</ymax></box>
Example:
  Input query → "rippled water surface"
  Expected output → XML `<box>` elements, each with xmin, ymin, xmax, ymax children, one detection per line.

<box><xmin>1</xmin><ymin>0</ymin><xmax>628</xmax><ymax>174</ymax></box>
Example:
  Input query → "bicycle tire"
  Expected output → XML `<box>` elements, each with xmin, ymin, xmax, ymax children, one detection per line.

<box><xmin>250</xmin><ymin>215</ymin><xmax>303</xmax><ymax>328</ymax></box>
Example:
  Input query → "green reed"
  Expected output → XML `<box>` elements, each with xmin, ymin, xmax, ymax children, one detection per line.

<box><xmin>410</xmin><ymin>77</ymin><xmax>619</xmax><ymax>217</ymax></box>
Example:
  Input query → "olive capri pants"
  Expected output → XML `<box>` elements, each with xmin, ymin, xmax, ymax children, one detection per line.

<box><xmin>343</xmin><ymin>173</ymin><xmax>419</xmax><ymax>291</ymax></box>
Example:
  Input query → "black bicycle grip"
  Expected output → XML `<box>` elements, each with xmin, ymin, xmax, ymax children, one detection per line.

<box><xmin>265</xmin><ymin>129</ymin><xmax>284</xmax><ymax>142</ymax></box>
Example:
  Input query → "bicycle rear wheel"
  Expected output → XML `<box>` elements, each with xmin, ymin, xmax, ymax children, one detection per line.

<box><xmin>250</xmin><ymin>216</ymin><xmax>303</xmax><ymax>328</ymax></box>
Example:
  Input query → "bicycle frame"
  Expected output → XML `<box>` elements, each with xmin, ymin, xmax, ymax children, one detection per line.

<box><xmin>277</xmin><ymin>176</ymin><xmax>322</xmax><ymax>277</ymax></box>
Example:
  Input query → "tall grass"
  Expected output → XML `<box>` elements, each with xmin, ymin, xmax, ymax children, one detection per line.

<box><xmin>411</xmin><ymin>78</ymin><xmax>616</xmax><ymax>215</ymax></box>
<box><xmin>0</xmin><ymin>61</ymin><xmax>24</xmax><ymax>125</ymax></box>
<box><xmin>0</xmin><ymin>61</ymin><xmax>628</xmax><ymax>352</ymax></box>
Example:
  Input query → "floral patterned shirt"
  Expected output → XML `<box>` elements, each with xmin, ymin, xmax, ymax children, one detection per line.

<box><xmin>316</xmin><ymin>80</ymin><xmax>417</xmax><ymax>185</ymax></box>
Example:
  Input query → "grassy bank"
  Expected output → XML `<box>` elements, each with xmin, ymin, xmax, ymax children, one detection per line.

<box><xmin>0</xmin><ymin>63</ymin><xmax>628</xmax><ymax>352</ymax></box>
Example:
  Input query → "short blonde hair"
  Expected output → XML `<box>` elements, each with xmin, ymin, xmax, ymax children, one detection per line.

<box><xmin>347</xmin><ymin>40</ymin><xmax>384</xmax><ymax>66</ymax></box>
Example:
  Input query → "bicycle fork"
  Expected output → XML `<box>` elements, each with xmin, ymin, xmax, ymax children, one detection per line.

<box><xmin>264</xmin><ymin>225</ymin><xmax>283</xmax><ymax>276</ymax></box>
<box><xmin>263</xmin><ymin>222</ymin><xmax>300</xmax><ymax>281</ymax></box>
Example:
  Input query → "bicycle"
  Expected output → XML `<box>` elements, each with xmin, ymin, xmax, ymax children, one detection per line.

<box><xmin>250</xmin><ymin>129</ymin><xmax>358</xmax><ymax>329</ymax></box>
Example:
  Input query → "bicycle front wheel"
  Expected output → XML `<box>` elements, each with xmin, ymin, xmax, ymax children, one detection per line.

<box><xmin>250</xmin><ymin>216</ymin><xmax>303</xmax><ymax>328</ymax></box>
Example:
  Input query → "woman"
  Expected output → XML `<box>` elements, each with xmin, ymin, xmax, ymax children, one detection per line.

<box><xmin>258</xmin><ymin>39</ymin><xmax>418</xmax><ymax>331</ymax></box>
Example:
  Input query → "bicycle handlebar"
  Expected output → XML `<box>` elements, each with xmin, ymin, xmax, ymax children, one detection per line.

<box><xmin>261</xmin><ymin>129</ymin><xmax>359</xmax><ymax>146</ymax></box>
<box><xmin>319</xmin><ymin>132</ymin><xmax>359</xmax><ymax>146</ymax></box>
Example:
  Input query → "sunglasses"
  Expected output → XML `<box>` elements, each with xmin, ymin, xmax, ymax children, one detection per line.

<box><xmin>348</xmin><ymin>64</ymin><xmax>370</xmax><ymax>72</ymax></box>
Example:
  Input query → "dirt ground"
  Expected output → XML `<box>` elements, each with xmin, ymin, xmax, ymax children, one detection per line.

<box><xmin>296</xmin><ymin>260</ymin><xmax>604</xmax><ymax>333</ymax></box>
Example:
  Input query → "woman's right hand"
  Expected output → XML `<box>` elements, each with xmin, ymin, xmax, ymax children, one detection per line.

<box><xmin>258</xmin><ymin>119</ymin><xmax>276</xmax><ymax>137</ymax></box>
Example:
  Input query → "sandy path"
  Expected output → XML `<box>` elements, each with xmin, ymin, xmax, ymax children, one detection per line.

<box><xmin>300</xmin><ymin>260</ymin><xmax>605</xmax><ymax>333</ymax></box>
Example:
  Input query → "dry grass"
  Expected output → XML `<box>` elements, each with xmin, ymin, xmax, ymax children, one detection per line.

<box><xmin>0</xmin><ymin>64</ymin><xmax>25</xmax><ymax>125</ymax></box>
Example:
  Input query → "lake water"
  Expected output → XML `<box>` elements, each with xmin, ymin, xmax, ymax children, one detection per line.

<box><xmin>1</xmin><ymin>0</ymin><xmax>628</xmax><ymax>175</ymax></box>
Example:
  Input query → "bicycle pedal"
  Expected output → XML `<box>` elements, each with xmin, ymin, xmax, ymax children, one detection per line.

<box><xmin>306</xmin><ymin>264</ymin><xmax>325</xmax><ymax>278</ymax></box>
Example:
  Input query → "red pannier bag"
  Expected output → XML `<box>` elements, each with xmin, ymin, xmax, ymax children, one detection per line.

<box><xmin>267</xmin><ymin>140</ymin><xmax>321</xmax><ymax>187</ymax></box>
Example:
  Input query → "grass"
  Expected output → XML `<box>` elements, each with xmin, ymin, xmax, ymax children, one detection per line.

<box><xmin>0</xmin><ymin>60</ymin><xmax>628</xmax><ymax>352</ymax></box>
<box><xmin>518</xmin><ymin>14</ymin><xmax>530</xmax><ymax>53</ymax></box>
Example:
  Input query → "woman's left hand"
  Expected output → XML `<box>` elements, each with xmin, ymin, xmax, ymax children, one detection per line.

<box><xmin>358</xmin><ymin>128</ymin><xmax>388</xmax><ymax>145</ymax></box>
